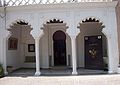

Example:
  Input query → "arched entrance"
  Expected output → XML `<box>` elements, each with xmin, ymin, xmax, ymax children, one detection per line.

<box><xmin>84</xmin><ymin>35</ymin><xmax>104</xmax><ymax>70</ymax></box>
<box><xmin>53</xmin><ymin>30</ymin><xmax>67</xmax><ymax>66</ymax></box>
<box><xmin>77</xmin><ymin>17</ymin><xmax>108</xmax><ymax>70</ymax></box>
<box><xmin>6</xmin><ymin>20</ymin><xmax>35</xmax><ymax>73</ymax></box>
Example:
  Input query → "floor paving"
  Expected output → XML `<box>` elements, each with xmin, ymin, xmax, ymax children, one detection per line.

<box><xmin>7</xmin><ymin>68</ymin><xmax>107</xmax><ymax>76</ymax></box>
<box><xmin>1</xmin><ymin>68</ymin><xmax>119</xmax><ymax>85</ymax></box>
<box><xmin>0</xmin><ymin>74</ymin><xmax>120</xmax><ymax>85</ymax></box>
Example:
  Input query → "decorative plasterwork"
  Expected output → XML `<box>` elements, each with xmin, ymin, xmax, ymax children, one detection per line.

<box><xmin>42</xmin><ymin>18</ymin><xmax>68</xmax><ymax>29</ymax></box>
<box><xmin>8</xmin><ymin>19</ymin><xmax>31</xmax><ymax>28</ymax></box>
<box><xmin>82</xmin><ymin>18</ymin><xmax>100</xmax><ymax>23</ymax></box>
<box><xmin>79</xmin><ymin>17</ymin><xmax>105</xmax><ymax>28</ymax></box>
<box><xmin>46</xmin><ymin>19</ymin><xmax>63</xmax><ymax>24</ymax></box>
<box><xmin>16</xmin><ymin>20</ymin><xmax>28</xmax><ymax>25</ymax></box>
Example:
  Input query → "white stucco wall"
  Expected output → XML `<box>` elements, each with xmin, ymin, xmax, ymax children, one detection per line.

<box><xmin>6</xmin><ymin>26</ymin><xmax>22</xmax><ymax>69</ymax></box>
<box><xmin>20</xmin><ymin>26</ymin><xmax>35</xmax><ymax>68</ymax></box>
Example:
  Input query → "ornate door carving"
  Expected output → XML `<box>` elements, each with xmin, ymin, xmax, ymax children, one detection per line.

<box><xmin>85</xmin><ymin>35</ymin><xmax>104</xmax><ymax>70</ymax></box>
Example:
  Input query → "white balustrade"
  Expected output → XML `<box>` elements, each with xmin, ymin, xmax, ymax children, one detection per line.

<box><xmin>1</xmin><ymin>0</ymin><xmax>112</xmax><ymax>7</ymax></box>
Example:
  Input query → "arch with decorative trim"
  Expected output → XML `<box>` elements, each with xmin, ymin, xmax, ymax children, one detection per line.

<box><xmin>78</xmin><ymin>16</ymin><xmax>105</xmax><ymax>29</ymax></box>
<box><xmin>41</xmin><ymin>18</ymin><xmax>71</xmax><ymax>67</ymax></box>
<box><xmin>53</xmin><ymin>30</ymin><xmax>67</xmax><ymax>66</ymax></box>
<box><xmin>41</xmin><ymin>18</ymin><xmax>69</xmax><ymax>28</ymax></box>
<box><xmin>7</xmin><ymin>19</ymin><xmax>32</xmax><ymax>29</ymax></box>
<box><xmin>77</xmin><ymin>16</ymin><xmax>108</xmax><ymax>71</ymax></box>
<box><xmin>5</xmin><ymin>19</ymin><xmax>35</xmax><ymax>74</ymax></box>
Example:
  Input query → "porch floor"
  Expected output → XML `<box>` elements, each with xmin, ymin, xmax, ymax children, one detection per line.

<box><xmin>7</xmin><ymin>67</ymin><xmax>108</xmax><ymax>77</ymax></box>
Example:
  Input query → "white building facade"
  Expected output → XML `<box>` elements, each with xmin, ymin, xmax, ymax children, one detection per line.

<box><xmin>0</xmin><ymin>0</ymin><xmax>120</xmax><ymax>76</ymax></box>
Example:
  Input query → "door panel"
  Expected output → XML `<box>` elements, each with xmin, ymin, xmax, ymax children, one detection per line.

<box><xmin>84</xmin><ymin>35</ymin><xmax>104</xmax><ymax>70</ymax></box>
<box><xmin>53</xmin><ymin>30</ymin><xmax>66</xmax><ymax>66</ymax></box>
<box><xmin>54</xmin><ymin>40</ymin><xmax>66</xmax><ymax>66</ymax></box>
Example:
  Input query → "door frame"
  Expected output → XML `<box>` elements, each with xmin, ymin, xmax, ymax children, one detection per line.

<box><xmin>53</xmin><ymin>30</ymin><xmax>67</xmax><ymax>66</ymax></box>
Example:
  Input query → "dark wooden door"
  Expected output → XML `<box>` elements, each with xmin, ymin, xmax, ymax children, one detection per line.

<box><xmin>84</xmin><ymin>35</ymin><xmax>104</xmax><ymax>70</ymax></box>
<box><xmin>53</xmin><ymin>30</ymin><xmax>66</xmax><ymax>66</ymax></box>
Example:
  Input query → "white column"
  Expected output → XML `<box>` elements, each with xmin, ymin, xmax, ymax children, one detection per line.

<box><xmin>67</xmin><ymin>26</ymin><xmax>80</xmax><ymax>75</ymax></box>
<box><xmin>70</xmin><ymin>35</ymin><xmax>78</xmax><ymax>75</ymax></box>
<box><xmin>108</xmin><ymin>36</ymin><xmax>119</xmax><ymax>73</ymax></box>
<box><xmin>102</xmin><ymin>27</ymin><xmax>119</xmax><ymax>73</ymax></box>
<box><xmin>2</xmin><ymin>30</ymin><xmax>10</xmax><ymax>75</ymax></box>
<box><xmin>3</xmin><ymin>38</ymin><xmax>8</xmax><ymax>75</ymax></box>
<box><xmin>107</xmin><ymin>37</ymin><xmax>114</xmax><ymax>73</ymax></box>
<box><xmin>30</xmin><ymin>26</ymin><xmax>44</xmax><ymax>76</ymax></box>
<box><xmin>0</xmin><ymin>0</ymin><xmax>2</xmax><ymax>6</ymax></box>
<box><xmin>34</xmin><ymin>37</ymin><xmax>41</xmax><ymax>76</ymax></box>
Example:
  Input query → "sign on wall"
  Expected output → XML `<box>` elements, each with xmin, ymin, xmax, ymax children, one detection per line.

<box><xmin>8</xmin><ymin>37</ymin><xmax>18</xmax><ymax>50</ymax></box>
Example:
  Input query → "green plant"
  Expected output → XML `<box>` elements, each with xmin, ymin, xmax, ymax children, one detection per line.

<box><xmin>0</xmin><ymin>64</ymin><xmax>4</xmax><ymax>78</ymax></box>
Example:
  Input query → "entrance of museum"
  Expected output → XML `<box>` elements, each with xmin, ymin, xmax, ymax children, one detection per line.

<box><xmin>53</xmin><ymin>30</ymin><xmax>67</xmax><ymax>66</ymax></box>
<box><xmin>84</xmin><ymin>35</ymin><xmax>104</xmax><ymax>70</ymax></box>
<box><xmin>77</xmin><ymin>18</ymin><xmax>108</xmax><ymax>71</ymax></box>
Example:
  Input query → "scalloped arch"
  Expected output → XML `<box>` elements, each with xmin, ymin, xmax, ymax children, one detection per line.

<box><xmin>46</xmin><ymin>19</ymin><xmax>64</xmax><ymax>24</ymax></box>
<box><xmin>8</xmin><ymin>19</ymin><xmax>33</xmax><ymax>28</ymax></box>
<box><xmin>42</xmin><ymin>18</ymin><xmax>68</xmax><ymax>26</ymax></box>
<box><xmin>79</xmin><ymin>16</ymin><xmax>105</xmax><ymax>28</ymax></box>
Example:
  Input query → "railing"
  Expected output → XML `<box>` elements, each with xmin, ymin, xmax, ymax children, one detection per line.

<box><xmin>0</xmin><ymin>0</ymin><xmax>112</xmax><ymax>7</ymax></box>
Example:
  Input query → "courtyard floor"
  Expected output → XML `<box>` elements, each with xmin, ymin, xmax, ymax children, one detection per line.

<box><xmin>0</xmin><ymin>68</ymin><xmax>120</xmax><ymax>85</ymax></box>
<box><xmin>7</xmin><ymin>68</ymin><xmax>107</xmax><ymax>76</ymax></box>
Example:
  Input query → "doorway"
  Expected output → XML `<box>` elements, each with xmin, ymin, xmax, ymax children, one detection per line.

<box><xmin>84</xmin><ymin>35</ymin><xmax>104</xmax><ymax>70</ymax></box>
<box><xmin>53</xmin><ymin>30</ymin><xmax>66</xmax><ymax>66</ymax></box>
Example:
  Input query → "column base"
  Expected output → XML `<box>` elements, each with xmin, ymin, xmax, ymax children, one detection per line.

<box><xmin>118</xmin><ymin>67</ymin><xmax>120</xmax><ymax>73</ymax></box>
<box><xmin>72</xmin><ymin>71</ymin><xmax>78</xmax><ymax>75</ymax></box>
<box><xmin>108</xmin><ymin>70</ymin><xmax>113</xmax><ymax>74</ymax></box>
<box><xmin>35</xmin><ymin>71</ymin><xmax>41</xmax><ymax>76</ymax></box>
<box><xmin>108</xmin><ymin>70</ymin><xmax>116</xmax><ymax>74</ymax></box>
<box><xmin>4</xmin><ymin>71</ymin><xmax>8</xmax><ymax>75</ymax></box>
<box><xmin>108</xmin><ymin>69</ymin><xmax>119</xmax><ymax>74</ymax></box>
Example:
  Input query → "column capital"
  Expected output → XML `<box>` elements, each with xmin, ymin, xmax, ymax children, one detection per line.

<box><xmin>66</xmin><ymin>28</ymin><xmax>80</xmax><ymax>38</ymax></box>
<box><xmin>102</xmin><ymin>28</ymin><xmax>112</xmax><ymax>39</ymax></box>
<box><xmin>2</xmin><ymin>29</ymin><xmax>11</xmax><ymax>39</ymax></box>
<box><xmin>34</xmin><ymin>37</ymin><xmax>41</xmax><ymax>41</ymax></box>
<box><xmin>69</xmin><ymin>35</ymin><xmax>77</xmax><ymax>39</ymax></box>
<box><xmin>31</xmin><ymin>29</ymin><xmax>44</xmax><ymax>39</ymax></box>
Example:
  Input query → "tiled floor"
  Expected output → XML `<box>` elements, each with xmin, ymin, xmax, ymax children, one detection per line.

<box><xmin>1</xmin><ymin>68</ymin><xmax>120</xmax><ymax>85</ymax></box>
<box><xmin>7</xmin><ymin>67</ymin><xmax>107</xmax><ymax>77</ymax></box>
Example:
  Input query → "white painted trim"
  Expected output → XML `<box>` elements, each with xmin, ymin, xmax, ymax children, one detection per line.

<box><xmin>0</xmin><ymin>1</ymin><xmax>118</xmax><ymax>12</ymax></box>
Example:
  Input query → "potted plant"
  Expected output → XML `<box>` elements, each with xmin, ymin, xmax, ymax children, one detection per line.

<box><xmin>0</xmin><ymin>64</ymin><xmax>4</xmax><ymax>78</ymax></box>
